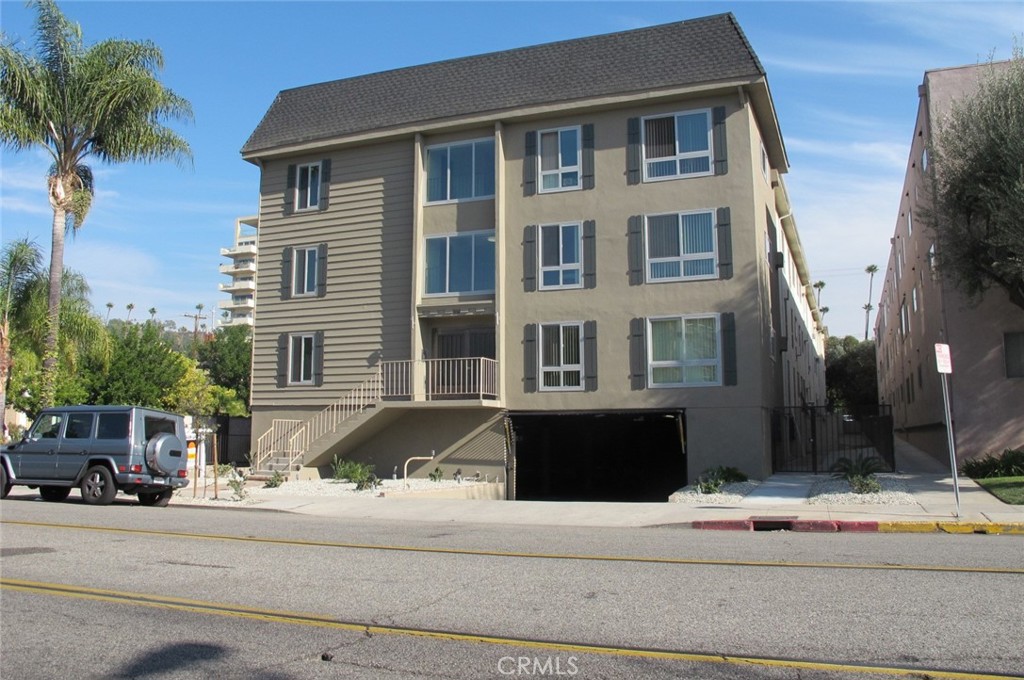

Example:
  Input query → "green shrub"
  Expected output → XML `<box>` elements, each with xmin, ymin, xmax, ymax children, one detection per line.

<box><xmin>695</xmin><ymin>477</ymin><xmax>723</xmax><ymax>494</ymax></box>
<box><xmin>227</xmin><ymin>470</ymin><xmax>248</xmax><ymax>500</ymax></box>
<box><xmin>693</xmin><ymin>465</ymin><xmax>748</xmax><ymax>494</ymax></box>
<box><xmin>428</xmin><ymin>466</ymin><xmax>444</xmax><ymax>482</ymax></box>
<box><xmin>962</xmin><ymin>448</ymin><xmax>1024</xmax><ymax>478</ymax></box>
<box><xmin>830</xmin><ymin>454</ymin><xmax>884</xmax><ymax>480</ymax></box>
<box><xmin>263</xmin><ymin>470</ymin><xmax>285</xmax><ymax>488</ymax></box>
<box><xmin>215</xmin><ymin>463</ymin><xmax>234</xmax><ymax>478</ymax></box>
<box><xmin>355</xmin><ymin>473</ymin><xmax>381</xmax><ymax>491</ymax></box>
<box><xmin>331</xmin><ymin>455</ymin><xmax>374</xmax><ymax>483</ymax></box>
<box><xmin>848</xmin><ymin>475</ymin><xmax>881</xmax><ymax>494</ymax></box>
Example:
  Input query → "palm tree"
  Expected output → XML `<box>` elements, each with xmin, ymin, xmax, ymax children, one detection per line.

<box><xmin>1</xmin><ymin>238</ymin><xmax>44</xmax><ymax>421</ymax></box>
<box><xmin>105</xmin><ymin>302</ymin><xmax>114</xmax><ymax>323</ymax></box>
<box><xmin>813</xmin><ymin>280</ymin><xmax>825</xmax><ymax>308</ymax></box>
<box><xmin>864</xmin><ymin>264</ymin><xmax>879</xmax><ymax>340</ymax></box>
<box><xmin>125</xmin><ymin>303</ymin><xmax>135</xmax><ymax>322</ymax></box>
<box><xmin>0</xmin><ymin>0</ymin><xmax>192</xmax><ymax>406</ymax></box>
<box><xmin>148</xmin><ymin>307</ymin><xmax>157</xmax><ymax>322</ymax></box>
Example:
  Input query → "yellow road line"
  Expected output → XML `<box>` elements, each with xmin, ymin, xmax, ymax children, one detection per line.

<box><xmin>3</xmin><ymin>520</ymin><xmax>1023</xmax><ymax>575</ymax></box>
<box><xmin>2</xmin><ymin>578</ymin><xmax>1019</xmax><ymax>680</ymax></box>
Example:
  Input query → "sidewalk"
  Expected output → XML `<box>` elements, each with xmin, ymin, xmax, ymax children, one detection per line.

<box><xmin>172</xmin><ymin>438</ymin><xmax>1024</xmax><ymax>534</ymax></box>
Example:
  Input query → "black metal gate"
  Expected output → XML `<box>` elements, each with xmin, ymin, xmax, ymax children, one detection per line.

<box><xmin>772</xmin><ymin>406</ymin><xmax>894</xmax><ymax>473</ymax></box>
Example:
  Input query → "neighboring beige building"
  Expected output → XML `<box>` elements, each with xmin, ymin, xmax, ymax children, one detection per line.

<box><xmin>241</xmin><ymin>14</ymin><xmax>826</xmax><ymax>500</ymax></box>
<box><xmin>875</xmin><ymin>62</ymin><xmax>1024</xmax><ymax>465</ymax></box>
<box><xmin>218</xmin><ymin>215</ymin><xmax>258</xmax><ymax>327</ymax></box>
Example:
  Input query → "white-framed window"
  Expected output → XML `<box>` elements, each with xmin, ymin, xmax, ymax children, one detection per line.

<box><xmin>296</xmin><ymin>162</ymin><xmax>321</xmax><ymax>211</ymax></box>
<box><xmin>641</xmin><ymin>109</ymin><xmax>713</xmax><ymax>181</ymax></box>
<box><xmin>539</xmin><ymin>222</ymin><xmax>582</xmax><ymax>289</ymax></box>
<box><xmin>907</xmin><ymin>207</ymin><xmax>913</xmax><ymax>236</ymax></box>
<box><xmin>647</xmin><ymin>314</ymin><xmax>721</xmax><ymax>387</ymax></box>
<box><xmin>760</xmin><ymin>141</ymin><xmax>770</xmax><ymax>182</ymax></box>
<box><xmin>292</xmin><ymin>246</ymin><xmax>318</xmax><ymax>296</ymax></box>
<box><xmin>645</xmin><ymin>210</ymin><xmax>717</xmax><ymax>281</ymax></box>
<box><xmin>921</xmin><ymin>148</ymin><xmax>928</xmax><ymax>172</ymax></box>
<box><xmin>900</xmin><ymin>301</ymin><xmax>910</xmax><ymax>337</ymax></box>
<box><xmin>538</xmin><ymin>126</ymin><xmax>580</xmax><ymax>192</ymax></box>
<box><xmin>911</xmin><ymin>286</ymin><xmax>919</xmax><ymax>313</ymax></box>
<box><xmin>289</xmin><ymin>333</ymin><xmax>315</xmax><ymax>385</ymax></box>
<box><xmin>425</xmin><ymin>138</ymin><xmax>495</xmax><ymax>203</ymax></box>
<box><xmin>540</xmin><ymin>322</ymin><xmax>583</xmax><ymax>390</ymax></box>
<box><xmin>424</xmin><ymin>231</ymin><xmax>495</xmax><ymax>295</ymax></box>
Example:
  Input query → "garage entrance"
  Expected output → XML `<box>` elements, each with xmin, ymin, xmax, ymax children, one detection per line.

<box><xmin>509</xmin><ymin>411</ymin><xmax>686</xmax><ymax>502</ymax></box>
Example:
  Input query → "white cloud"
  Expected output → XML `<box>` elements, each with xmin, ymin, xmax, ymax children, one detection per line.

<box><xmin>864</xmin><ymin>3</ymin><xmax>1024</xmax><ymax>57</ymax></box>
<box><xmin>787</xmin><ymin>137</ymin><xmax>910</xmax><ymax>173</ymax></box>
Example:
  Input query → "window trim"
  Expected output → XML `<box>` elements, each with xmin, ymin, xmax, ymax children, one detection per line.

<box><xmin>646</xmin><ymin>313</ymin><xmax>722</xmax><ymax>388</ymax></box>
<box><xmin>640</xmin><ymin>108</ymin><xmax>714</xmax><ymax>182</ymax></box>
<box><xmin>644</xmin><ymin>210</ymin><xmax>718</xmax><ymax>282</ymax></box>
<box><xmin>538</xmin><ymin>321</ymin><xmax>584</xmax><ymax>392</ymax></box>
<box><xmin>288</xmin><ymin>333</ymin><xmax>316</xmax><ymax>385</ymax></box>
<box><xmin>423</xmin><ymin>230</ymin><xmax>496</xmax><ymax>297</ymax></box>
<box><xmin>292</xmin><ymin>246</ymin><xmax>319</xmax><ymax>297</ymax></box>
<box><xmin>295</xmin><ymin>161</ymin><xmax>321</xmax><ymax>212</ymax></box>
<box><xmin>424</xmin><ymin>137</ymin><xmax>495</xmax><ymax>204</ymax></box>
<box><xmin>537</xmin><ymin>125</ymin><xmax>582</xmax><ymax>194</ymax></box>
<box><xmin>538</xmin><ymin>222</ymin><xmax>583</xmax><ymax>290</ymax></box>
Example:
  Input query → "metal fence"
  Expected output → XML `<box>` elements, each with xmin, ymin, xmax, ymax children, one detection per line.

<box><xmin>771</xmin><ymin>405</ymin><xmax>894</xmax><ymax>474</ymax></box>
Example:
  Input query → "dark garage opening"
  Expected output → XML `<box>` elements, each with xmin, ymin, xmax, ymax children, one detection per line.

<box><xmin>510</xmin><ymin>411</ymin><xmax>686</xmax><ymax>502</ymax></box>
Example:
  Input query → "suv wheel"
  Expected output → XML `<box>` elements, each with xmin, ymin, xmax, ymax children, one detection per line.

<box><xmin>39</xmin><ymin>486</ymin><xmax>71</xmax><ymax>502</ymax></box>
<box><xmin>80</xmin><ymin>465</ymin><xmax>116</xmax><ymax>505</ymax></box>
<box><xmin>138</xmin><ymin>489</ymin><xmax>173</xmax><ymax>507</ymax></box>
<box><xmin>1</xmin><ymin>465</ymin><xmax>10</xmax><ymax>499</ymax></box>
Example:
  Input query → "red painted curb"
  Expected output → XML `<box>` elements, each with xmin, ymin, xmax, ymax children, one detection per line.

<box><xmin>837</xmin><ymin>521</ymin><xmax>880</xmax><ymax>532</ymax></box>
<box><xmin>691</xmin><ymin>520</ymin><xmax>753</xmax><ymax>531</ymax></box>
<box><xmin>791</xmin><ymin>520</ymin><xmax>839</xmax><ymax>532</ymax></box>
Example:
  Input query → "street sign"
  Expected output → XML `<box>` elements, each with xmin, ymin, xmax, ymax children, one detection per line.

<box><xmin>935</xmin><ymin>343</ymin><xmax>952</xmax><ymax>374</ymax></box>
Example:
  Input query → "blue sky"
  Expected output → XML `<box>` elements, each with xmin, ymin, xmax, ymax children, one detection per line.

<box><xmin>1</xmin><ymin>1</ymin><xmax>1021</xmax><ymax>338</ymax></box>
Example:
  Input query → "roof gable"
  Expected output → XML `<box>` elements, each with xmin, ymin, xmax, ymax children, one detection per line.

<box><xmin>242</xmin><ymin>13</ymin><xmax>764</xmax><ymax>156</ymax></box>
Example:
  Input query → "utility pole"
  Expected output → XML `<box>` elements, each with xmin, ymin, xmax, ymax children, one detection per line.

<box><xmin>182</xmin><ymin>303</ymin><xmax>207</xmax><ymax>357</ymax></box>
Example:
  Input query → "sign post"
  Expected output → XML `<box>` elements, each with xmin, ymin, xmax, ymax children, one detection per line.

<box><xmin>935</xmin><ymin>343</ymin><xmax>960</xmax><ymax>518</ymax></box>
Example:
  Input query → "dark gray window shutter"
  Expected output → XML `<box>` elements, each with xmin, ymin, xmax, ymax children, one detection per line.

<box><xmin>583</xmin><ymin>220</ymin><xmax>597</xmax><ymax>289</ymax></box>
<box><xmin>281</xmin><ymin>246</ymin><xmax>293</xmax><ymax>300</ymax></box>
<box><xmin>581</xmin><ymin>124</ymin><xmax>595</xmax><ymax>190</ymax></box>
<box><xmin>313</xmin><ymin>331</ymin><xmax>325</xmax><ymax>387</ymax></box>
<box><xmin>712</xmin><ymin>107</ymin><xmax>728</xmax><ymax>176</ymax></box>
<box><xmin>629</xmin><ymin>318</ymin><xmax>646</xmax><ymax>391</ymax></box>
<box><xmin>316</xmin><ymin>243</ymin><xmax>328</xmax><ymax>297</ymax></box>
<box><xmin>276</xmin><ymin>333</ymin><xmax>289</xmax><ymax>388</ymax></box>
<box><xmin>523</xmin><ymin>324</ymin><xmax>537</xmax><ymax>393</ymax></box>
<box><xmin>524</xmin><ymin>131</ymin><xmax>537</xmax><ymax>197</ymax></box>
<box><xmin>628</xmin><ymin>216</ymin><xmax>644</xmax><ymax>286</ymax></box>
<box><xmin>523</xmin><ymin>225</ymin><xmax>537</xmax><ymax>292</ymax></box>
<box><xmin>584</xmin><ymin>320</ymin><xmax>598</xmax><ymax>392</ymax></box>
<box><xmin>721</xmin><ymin>313</ymin><xmax>737</xmax><ymax>386</ymax></box>
<box><xmin>319</xmin><ymin>158</ymin><xmax>331</xmax><ymax>210</ymax></box>
<box><xmin>716</xmin><ymin>207</ymin><xmax>733</xmax><ymax>280</ymax></box>
<box><xmin>626</xmin><ymin>118</ymin><xmax>641</xmax><ymax>185</ymax></box>
<box><xmin>284</xmin><ymin>164</ymin><xmax>296</xmax><ymax>215</ymax></box>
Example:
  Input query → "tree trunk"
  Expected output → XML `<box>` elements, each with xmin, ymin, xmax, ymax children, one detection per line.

<box><xmin>40</xmin><ymin>205</ymin><xmax>66</xmax><ymax>408</ymax></box>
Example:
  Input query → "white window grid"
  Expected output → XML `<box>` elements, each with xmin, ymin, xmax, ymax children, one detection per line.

<box><xmin>646</xmin><ymin>314</ymin><xmax>722</xmax><ymax>388</ymax></box>
<box><xmin>644</xmin><ymin>210</ymin><xmax>718</xmax><ymax>282</ymax></box>
<box><xmin>292</xmin><ymin>246</ymin><xmax>318</xmax><ymax>296</ymax></box>
<box><xmin>296</xmin><ymin>162</ymin><xmax>321</xmax><ymax>211</ymax></box>
<box><xmin>641</xmin><ymin>108</ymin><xmax>713</xmax><ymax>182</ymax></box>
<box><xmin>538</xmin><ymin>126</ymin><xmax>581</xmax><ymax>194</ymax></box>
<box><xmin>289</xmin><ymin>334</ymin><xmax>315</xmax><ymax>385</ymax></box>
<box><xmin>538</xmin><ymin>222</ymin><xmax>583</xmax><ymax>290</ymax></box>
<box><xmin>539</xmin><ymin>321</ymin><xmax>583</xmax><ymax>391</ymax></box>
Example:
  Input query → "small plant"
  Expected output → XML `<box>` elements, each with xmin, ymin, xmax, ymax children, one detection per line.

<box><xmin>216</xmin><ymin>463</ymin><xmax>234</xmax><ymax>478</ymax></box>
<box><xmin>695</xmin><ymin>476</ymin><xmax>723</xmax><ymax>494</ymax></box>
<box><xmin>848</xmin><ymin>475</ymin><xmax>882</xmax><ymax>494</ymax></box>
<box><xmin>263</xmin><ymin>470</ymin><xmax>285</xmax><ymax>488</ymax></box>
<box><xmin>332</xmin><ymin>455</ymin><xmax>374</xmax><ymax>483</ymax></box>
<box><xmin>227</xmin><ymin>469</ymin><xmax>249</xmax><ymax>500</ymax></box>
<box><xmin>355</xmin><ymin>473</ymin><xmax>381</xmax><ymax>491</ymax></box>
<box><xmin>693</xmin><ymin>465</ymin><xmax>748</xmax><ymax>494</ymax></box>
<box><xmin>962</xmin><ymin>448</ymin><xmax>1024</xmax><ymax>479</ymax></box>
<box><xmin>428</xmin><ymin>466</ymin><xmax>444</xmax><ymax>482</ymax></box>
<box><xmin>830</xmin><ymin>454</ymin><xmax>884</xmax><ymax>480</ymax></box>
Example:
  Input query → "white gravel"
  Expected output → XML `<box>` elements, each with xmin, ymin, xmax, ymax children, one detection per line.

<box><xmin>172</xmin><ymin>477</ymin><xmax>482</xmax><ymax>506</ymax></box>
<box><xmin>807</xmin><ymin>475</ymin><xmax>917</xmax><ymax>505</ymax></box>
<box><xmin>668</xmin><ymin>480</ymin><xmax>760</xmax><ymax>504</ymax></box>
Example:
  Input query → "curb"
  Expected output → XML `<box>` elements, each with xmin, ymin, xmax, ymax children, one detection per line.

<box><xmin>691</xmin><ymin>519</ymin><xmax>1024</xmax><ymax>534</ymax></box>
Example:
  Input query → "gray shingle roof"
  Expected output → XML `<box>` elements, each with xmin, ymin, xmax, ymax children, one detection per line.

<box><xmin>241</xmin><ymin>13</ymin><xmax>764</xmax><ymax>156</ymax></box>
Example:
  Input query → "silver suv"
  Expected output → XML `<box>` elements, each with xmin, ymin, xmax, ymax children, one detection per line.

<box><xmin>0</xmin><ymin>405</ymin><xmax>190</xmax><ymax>507</ymax></box>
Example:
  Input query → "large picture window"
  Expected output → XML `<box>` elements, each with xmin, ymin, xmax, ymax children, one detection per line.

<box><xmin>647</xmin><ymin>315</ymin><xmax>721</xmax><ymax>387</ymax></box>
<box><xmin>426</xmin><ymin>139</ymin><xmax>495</xmax><ymax>202</ymax></box>
<box><xmin>538</xmin><ymin>126</ymin><xmax>580</xmax><ymax>192</ymax></box>
<box><xmin>646</xmin><ymin>211</ymin><xmax>716</xmax><ymax>281</ymax></box>
<box><xmin>642</xmin><ymin>109</ymin><xmax>712</xmax><ymax>180</ymax></box>
<box><xmin>424</xmin><ymin>231</ymin><xmax>495</xmax><ymax>295</ymax></box>
<box><xmin>540</xmin><ymin>322</ymin><xmax>583</xmax><ymax>390</ymax></box>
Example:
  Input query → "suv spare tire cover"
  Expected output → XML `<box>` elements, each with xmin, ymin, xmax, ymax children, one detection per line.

<box><xmin>145</xmin><ymin>432</ymin><xmax>184</xmax><ymax>476</ymax></box>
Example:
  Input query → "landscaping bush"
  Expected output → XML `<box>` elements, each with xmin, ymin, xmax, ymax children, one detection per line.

<box><xmin>694</xmin><ymin>465</ymin><xmax>749</xmax><ymax>494</ymax></box>
<box><xmin>227</xmin><ymin>469</ymin><xmax>248</xmax><ymax>500</ymax></box>
<box><xmin>355</xmin><ymin>473</ymin><xmax>381</xmax><ymax>491</ymax></box>
<box><xmin>848</xmin><ymin>475</ymin><xmax>882</xmax><ymax>494</ymax></box>
<box><xmin>962</xmin><ymin>448</ymin><xmax>1024</xmax><ymax>479</ymax></box>
<box><xmin>263</xmin><ymin>470</ymin><xmax>285</xmax><ymax>488</ymax></box>
<box><xmin>331</xmin><ymin>455</ymin><xmax>375</xmax><ymax>483</ymax></box>
<box><xmin>428</xmin><ymin>467</ymin><xmax>444</xmax><ymax>482</ymax></box>
<box><xmin>830</xmin><ymin>454</ymin><xmax>883</xmax><ymax>494</ymax></box>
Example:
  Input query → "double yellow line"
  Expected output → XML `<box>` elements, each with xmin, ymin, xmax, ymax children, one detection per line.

<box><xmin>2</xmin><ymin>578</ymin><xmax>1019</xmax><ymax>680</ymax></box>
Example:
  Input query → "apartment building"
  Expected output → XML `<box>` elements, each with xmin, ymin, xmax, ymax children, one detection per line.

<box><xmin>876</xmin><ymin>62</ymin><xmax>1024</xmax><ymax>465</ymax></box>
<box><xmin>241</xmin><ymin>13</ymin><xmax>826</xmax><ymax>500</ymax></box>
<box><xmin>218</xmin><ymin>215</ymin><xmax>258</xmax><ymax>327</ymax></box>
